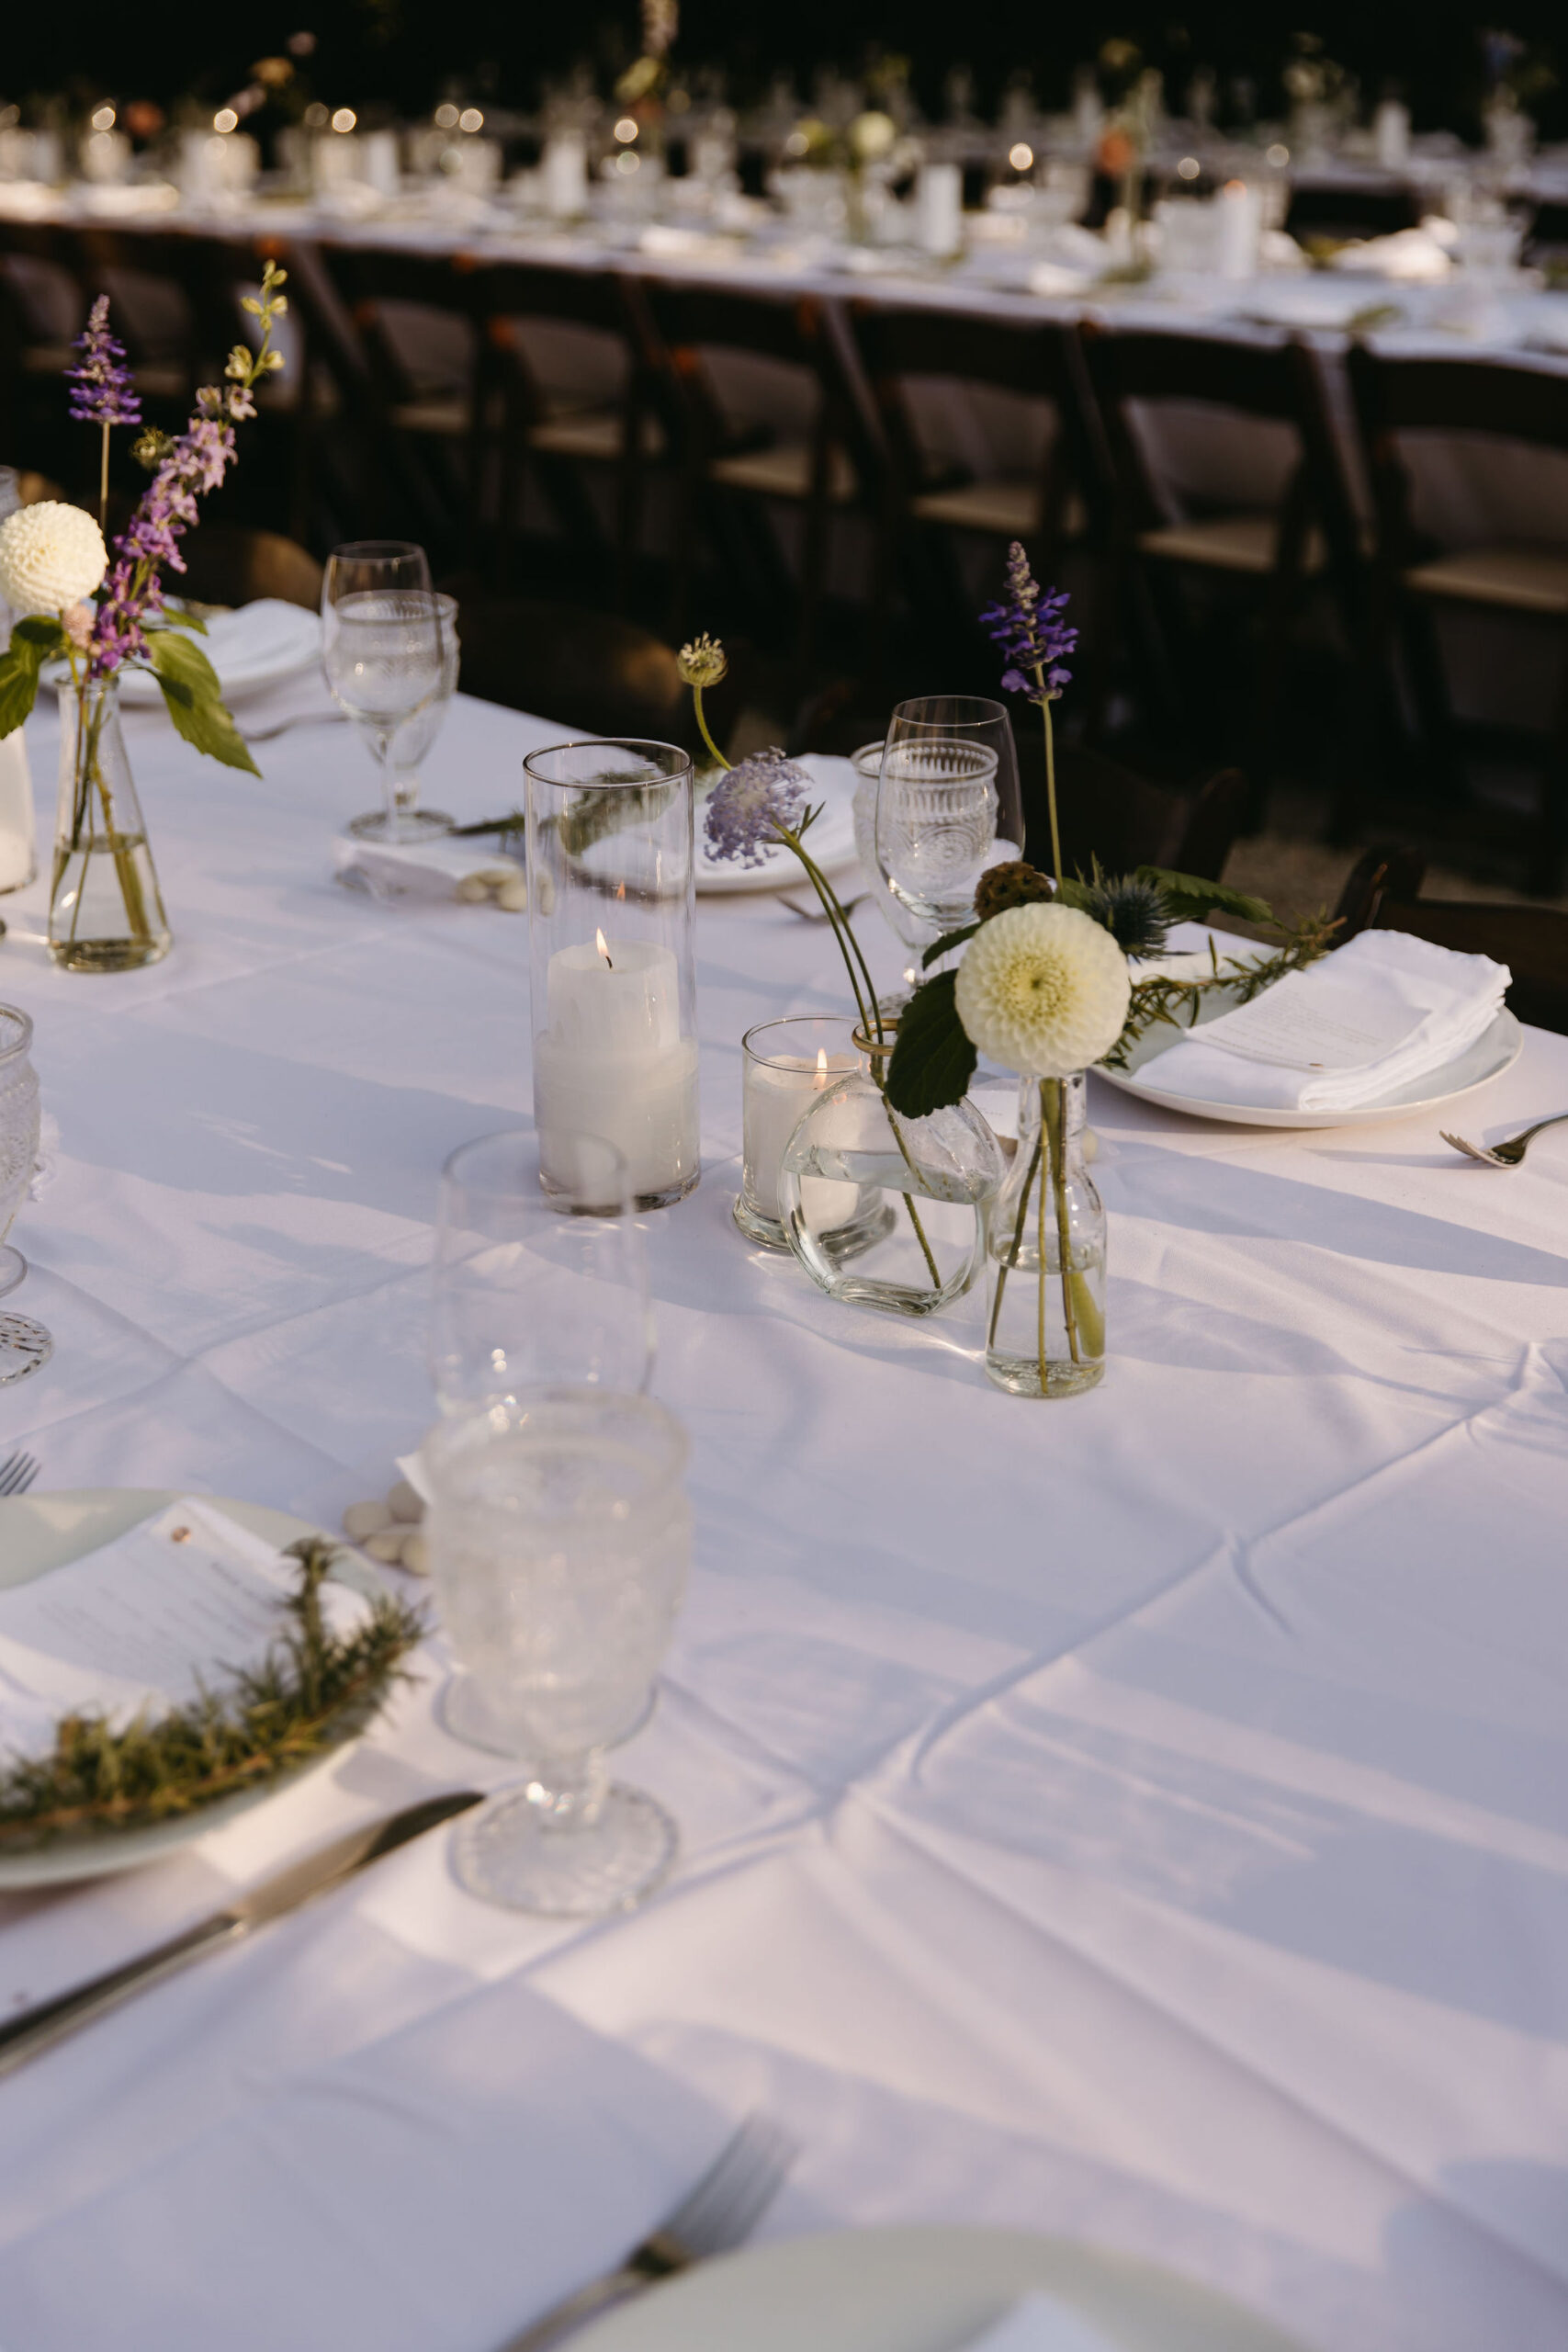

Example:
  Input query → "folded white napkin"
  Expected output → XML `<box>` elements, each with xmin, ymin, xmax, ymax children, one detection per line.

<box><xmin>193</xmin><ymin>597</ymin><xmax>322</xmax><ymax>683</ymax></box>
<box><xmin>1327</xmin><ymin>226</ymin><xmax>1452</xmax><ymax>282</ymax></box>
<box><xmin>333</xmin><ymin>834</ymin><xmax>525</xmax><ymax>906</ymax></box>
<box><xmin>957</xmin><ymin>2292</ymin><xmax>1123</xmax><ymax>2351</ymax></box>
<box><xmin>1137</xmin><ymin>929</ymin><xmax>1509</xmax><ymax>1112</ymax></box>
<box><xmin>0</xmin><ymin>1498</ymin><xmax>367</xmax><ymax>1752</ymax></box>
<box><xmin>0</xmin><ymin>1967</ymin><xmax>727</xmax><ymax>2352</ymax></box>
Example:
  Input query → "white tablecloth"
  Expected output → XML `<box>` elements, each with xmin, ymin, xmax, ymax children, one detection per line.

<box><xmin>0</xmin><ymin>686</ymin><xmax>1565</xmax><ymax>2352</ymax></box>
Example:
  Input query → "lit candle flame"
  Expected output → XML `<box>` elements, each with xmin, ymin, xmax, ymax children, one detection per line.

<box><xmin>595</xmin><ymin>927</ymin><xmax>614</xmax><ymax>970</ymax></box>
<box><xmin>814</xmin><ymin>1046</ymin><xmax>829</xmax><ymax>1089</ymax></box>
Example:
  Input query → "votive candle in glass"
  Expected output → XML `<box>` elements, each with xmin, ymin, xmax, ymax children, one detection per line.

<box><xmin>735</xmin><ymin>1015</ymin><xmax>887</xmax><ymax>1259</ymax></box>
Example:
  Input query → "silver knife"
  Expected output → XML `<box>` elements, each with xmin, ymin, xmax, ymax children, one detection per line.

<box><xmin>0</xmin><ymin>1789</ymin><xmax>483</xmax><ymax>2079</ymax></box>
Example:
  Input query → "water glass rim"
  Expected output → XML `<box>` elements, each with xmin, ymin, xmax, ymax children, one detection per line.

<box><xmin>442</xmin><ymin>1126</ymin><xmax>630</xmax><ymax>1216</ymax></box>
<box><xmin>887</xmin><ymin>695</ymin><xmax>1010</xmax><ymax>732</ymax></box>
<box><xmin>523</xmin><ymin>739</ymin><xmax>693</xmax><ymax>792</ymax></box>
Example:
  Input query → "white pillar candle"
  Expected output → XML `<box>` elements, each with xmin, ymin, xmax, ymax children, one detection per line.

<box><xmin>0</xmin><ymin>732</ymin><xmax>36</xmax><ymax>895</ymax></box>
<box><xmin>535</xmin><ymin>933</ymin><xmax>699</xmax><ymax>1202</ymax></box>
<box><xmin>543</xmin><ymin>132</ymin><xmax>589</xmax><ymax>219</ymax></box>
<box><xmin>743</xmin><ymin>1048</ymin><xmax>857</xmax><ymax>1221</ymax></box>
<box><xmin>1214</xmin><ymin>179</ymin><xmax>1261</xmax><ymax>279</ymax></box>
<box><xmin>916</xmin><ymin>162</ymin><xmax>964</xmax><ymax>257</ymax></box>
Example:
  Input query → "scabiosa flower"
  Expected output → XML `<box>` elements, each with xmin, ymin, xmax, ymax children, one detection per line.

<box><xmin>703</xmin><ymin>747</ymin><xmax>809</xmax><ymax>868</ymax></box>
<box><xmin>65</xmin><ymin>296</ymin><xmax>141</xmax><ymax>429</ymax></box>
<box><xmin>980</xmin><ymin>541</ymin><xmax>1077</xmax><ymax>706</ymax></box>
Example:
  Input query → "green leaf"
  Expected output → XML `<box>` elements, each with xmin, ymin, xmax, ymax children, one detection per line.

<box><xmin>146</xmin><ymin>631</ymin><xmax>258</xmax><ymax>774</ymax></box>
<box><xmin>147</xmin><ymin>628</ymin><xmax>221</xmax><ymax>699</ymax></box>
<box><xmin>13</xmin><ymin>614</ymin><xmax>66</xmax><ymax>651</ymax></box>
<box><xmin>0</xmin><ymin>650</ymin><xmax>40</xmax><ymax>739</ymax></box>
<box><xmin>1134</xmin><ymin>865</ymin><xmax>1275</xmax><ymax>928</ymax></box>
<box><xmin>152</xmin><ymin>603</ymin><xmax>209</xmax><ymax>635</ymax></box>
<box><xmin>919</xmin><ymin>920</ymin><xmax>979</xmax><ymax>970</ymax></box>
<box><xmin>1055</xmin><ymin>876</ymin><xmax>1095</xmax><ymax>914</ymax></box>
<box><xmin>0</xmin><ymin>616</ymin><xmax>60</xmax><ymax>737</ymax></box>
<box><xmin>884</xmin><ymin>972</ymin><xmax>977</xmax><ymax>1119</ymax></box>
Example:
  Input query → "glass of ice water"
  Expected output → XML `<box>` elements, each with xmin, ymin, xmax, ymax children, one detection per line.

<box><xmin>423</xmin><ymin>1390</ymin><xmax>691</xmax><ymax>1917</ymax></box>
<box><xmin>321</xmin><ymin>542</ymin><xmax>449</xmax><ymax>842</ymax></box>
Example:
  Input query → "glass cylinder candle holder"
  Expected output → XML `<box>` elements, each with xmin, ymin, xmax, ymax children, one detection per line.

<box><xmin>524</xmin><ymin>740</ymin><xmax>701</xmax><ymax>1211</ymax></box>
<box><xmin>736</xmin><ymin>1015</ymin><xmax>894</xmax><ymax>1256</ymax></box>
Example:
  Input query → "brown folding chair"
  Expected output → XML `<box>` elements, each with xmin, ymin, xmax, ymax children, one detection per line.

<box><xmin>1032</xmin><ymin>742</ymin><xmax>1248</xmax><ymax>880</ymax></box>
<box><xmin>175</xmin><ymin>523</ymin><xmax>322</xmax><ymax>611</ymax></box>
<box><xmin>847</xmin><ymin>300</ymin><xmax>1111</xmax><ymax>661</ymax></box>
<box><xmin>1081</xmin><ymin>324</ymin><xmax>1362</xmax><ymax>820</ymax></box>
<box><xmin>637</xmin><ymin>278</ymin><xmax>861</xmax><ymax>656</ymax></box>
<box><xmin>1345</xmin><ymin>344</ymin><xmax>1568</xmax><ymax>893</ymax></box>
<box><xmin>1371</xmin><ymin>895</ymin><xmax>1568</xmax><ymax>1035</ymax></box>
<box><xmin>473</xmin><ymin>262</ymin><xmax>661</xmax><ymax>602</ymax></box>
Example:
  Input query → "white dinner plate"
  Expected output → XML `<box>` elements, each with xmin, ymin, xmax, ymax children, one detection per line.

<box><xmin>695</xmin><ymin>752</ymin><xmax>860</xmax><ymax>895</ymax></box>
<box><xmin>0</xmin><ymin>1488</ymin><xmax>381</xmax><ymax>1891</ymax></box>
<box><xmin>571</xmin><ymin>2226</ymin><xmax>1303</xmax><ymax>2352</ymax></box>
<box><xmin>1097</xmin><ymin>1004</ymin><xmax>1523</xmax><ymax>1129</ymax></box>
<box><xmin>44</xmin><ymin>600</ymin><xmax>322</xmax><ymax>708</ymax></box>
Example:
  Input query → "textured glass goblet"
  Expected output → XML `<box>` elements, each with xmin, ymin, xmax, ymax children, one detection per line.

<box><xmin>424</xmin><ymin>1391</ymin><xmax>691</xmax><ymax>1917</ymax></box>
<box><xmin>874</xmin><ymin>696</ymin><xmax>1023</xmax><ymax>972</ymax></box>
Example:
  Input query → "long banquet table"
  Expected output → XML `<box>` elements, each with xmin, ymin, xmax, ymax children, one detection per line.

<box><xmin>0</xmin><ymin>684</ymin><xmax>1565</xmax><ymax>2352</ymax></box>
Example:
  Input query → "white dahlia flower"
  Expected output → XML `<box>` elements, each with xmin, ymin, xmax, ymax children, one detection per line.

<box><xmin>0</xmin><ymin>501</ymin><xmax>107</xmax><ymax>617</ymax></box>
<box><xmin>955</xmin><ymin>901</ymin><xmax>1132</xmax><ymax>1079</ymax></box>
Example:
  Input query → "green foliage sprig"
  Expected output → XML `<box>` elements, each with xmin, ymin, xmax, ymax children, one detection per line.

<box><xmin>0</xmin><ymin>1538</ymin><xmax>424</xmax><ymax>1853</ymax></box>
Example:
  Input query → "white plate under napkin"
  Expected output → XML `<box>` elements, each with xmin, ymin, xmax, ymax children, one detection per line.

<box><xmin>47</xmin><ymin>599</ymin><xmax>322</xmax><ymax>707</ymax></box>
<box><xmin>1100</xmin><ymin>929</ymin><xmax>1519</xmax><ymax>1129</ymax></box>
<box><xmin>570</xmin><ymin>2227</ymin><xmax>1303</xmax><ymax>2352</ymax></box>
<box><xmin>0</xmin><ymin>1488</ymin><xmax>381</xmax><ymax>1889</ymax></box>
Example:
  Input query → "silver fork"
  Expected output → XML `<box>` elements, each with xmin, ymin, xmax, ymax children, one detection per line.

<box><xmin>0</xmin><ymin>1450</ymin><xmax>39</xmax><ymax>1496</ymax></box>
<box><xmin>1440</xmin><ymin>1110</ymin><xmax>1568</xmax><ymax>1169</ymax></box>
<box><xmin>239</xmin><ymin>712</ymin><xmax>348</xmax><ymax>744</ymax></box>
<box><xmin>780</xmin><ymin>893</ymin><xmax>867</xmax><ymax>923</ymax></box>
<box><xmin>499</xmin><ymin>2113</ymin><xmax>795</xmax><ymax>2352</ymax></box>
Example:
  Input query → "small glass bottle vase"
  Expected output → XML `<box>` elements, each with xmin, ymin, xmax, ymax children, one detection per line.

<box><xmin>51</xmin><ymin>676</ymin><xmax>171</xmax><ymax>972</ymax></box>
<box><xmin>777</xmin><ymin>1024</ymin><xmax>1005</xmax><ymax>1317</ymax></box>
<box><xmin>986</xmin><ymin>1071</ymin><xmax>1106</xmax><ymax>1396</ymax></box>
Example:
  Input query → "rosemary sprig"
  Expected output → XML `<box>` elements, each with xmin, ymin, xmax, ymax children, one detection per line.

<box><xmin>1100</xmin><ymin>911</ymin><xmax>1342</xmax><ymax>1073</ymax></box>
<box><xmin>0</xmin><ymin>1538</ymin><xmax>424</xmax><ymax>1851</ymax></box>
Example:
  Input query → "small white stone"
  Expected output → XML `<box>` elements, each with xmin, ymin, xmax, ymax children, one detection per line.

<box><xmin>535</xmin><ymin>868</ymin><xmax>556</xmax><ymax>914</ymax></box>
<box><xmin>475</xmin><ymin>865</ymin><xmax>514</xmax><ymax>886</ymax></box>
<box><xmin>386</xmin><ymin>1479</ymin><xmax>424</xmax><ymax>1523</ymax></box>
<box><xmin>496</xmin><ymin>879</ymin><xmax>528</xmax><ymax>912</ymax></box>
<box><xmin>1082</xmin><ymin>1127</ymin><xmax>1099</xmax><ymax>1162</ymax></box>
<box><xmin>457</xmin><ymin>875</ymin><xmax>491</xmax><ymax>903</ymax></box>
<box><xmin>364</xmin><ymin>1529</ymin><xmax>406</xmax><ymax>1563</ymax></box>
<box><xmin>399</xmin><ymin>1531</ymin><xmax>429</xmax><ymax>1576</ymax></box>
<box><xmin>343</xmin><ymin>1499</ymin><xmax>393</xmax><ymax>1541</ymax></box>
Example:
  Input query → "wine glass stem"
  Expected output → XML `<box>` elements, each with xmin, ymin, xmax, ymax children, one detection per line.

<box><xmin>525</xmin><ymin>1749</ymin><xmax>609</xmax><ymax>1829</ymax></box>
<box><xmin>389</xmin><ymin>769</ymin><xmax>421</xmax><ymax>822</ymax></box>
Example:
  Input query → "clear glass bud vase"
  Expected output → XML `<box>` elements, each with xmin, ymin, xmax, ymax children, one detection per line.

<box><xmin>986</xmin><ymin>1070</ymin><xmax>1106</xmax><ymax>1396</ymax></box>
<box><xmin>51</xmin><ymin>676</ymin><xmax>171</xmax><ymax>971</ymax></box>
<box><xmin>777</xmin><ymin>1024</ymin><xmax>1005</xmax><ymax>1317</ymax></box>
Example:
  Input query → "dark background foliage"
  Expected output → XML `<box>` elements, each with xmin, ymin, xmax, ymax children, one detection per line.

<box><xmin>9</xmin><ymin>2</ymin><xmax>1565</xmax><ymax>139</ymax></box>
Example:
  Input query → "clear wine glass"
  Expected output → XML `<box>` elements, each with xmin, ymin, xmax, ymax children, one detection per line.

<box><xmin>384</xmin><ymin>590</ymin><xmax>458</xmax><ymax>831</ymax></box>
<box><xmin>321</xmin><ymin>543</ymin><xmax>446</xmax><ymax>842</ymax></box>
<box><xmin>0</xmin><ymin>1005</ymin><xmax>51</xmax><ymax>1384</ymax></box>
<box><xmin>423</xmin><ymin>1390</ymin><xmax>691</xmax><ymax>1917</ymax></box>
<box><xmin>874</xmin><ymin>696</ymin><xmax>1024</xmax><ymax>982</ymax></box>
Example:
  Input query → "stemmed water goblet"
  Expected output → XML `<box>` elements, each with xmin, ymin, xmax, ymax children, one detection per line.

<box><xmin>385</xmin><ymin>591</ymin><xmax>459</xmax><ymax>828</ymax></box>
<box><xmin>873</xmin><ymin>696</ymin><xmax>1024</xmax><ymax>1001</ymax></box>
<box><xmin>423</xmin><ymin>1389</ymin><xmax>691</xmax><ymax>1917</ymax></box>
<box><xmin>0</xmin><ymin>1005</ymin><xmax>51</xmax><ymax>1384</ymax></box>
<box><xmin>321</xmin><ymin>541</ymin><xmax>451</xmax><ymax>842</ymax></box>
